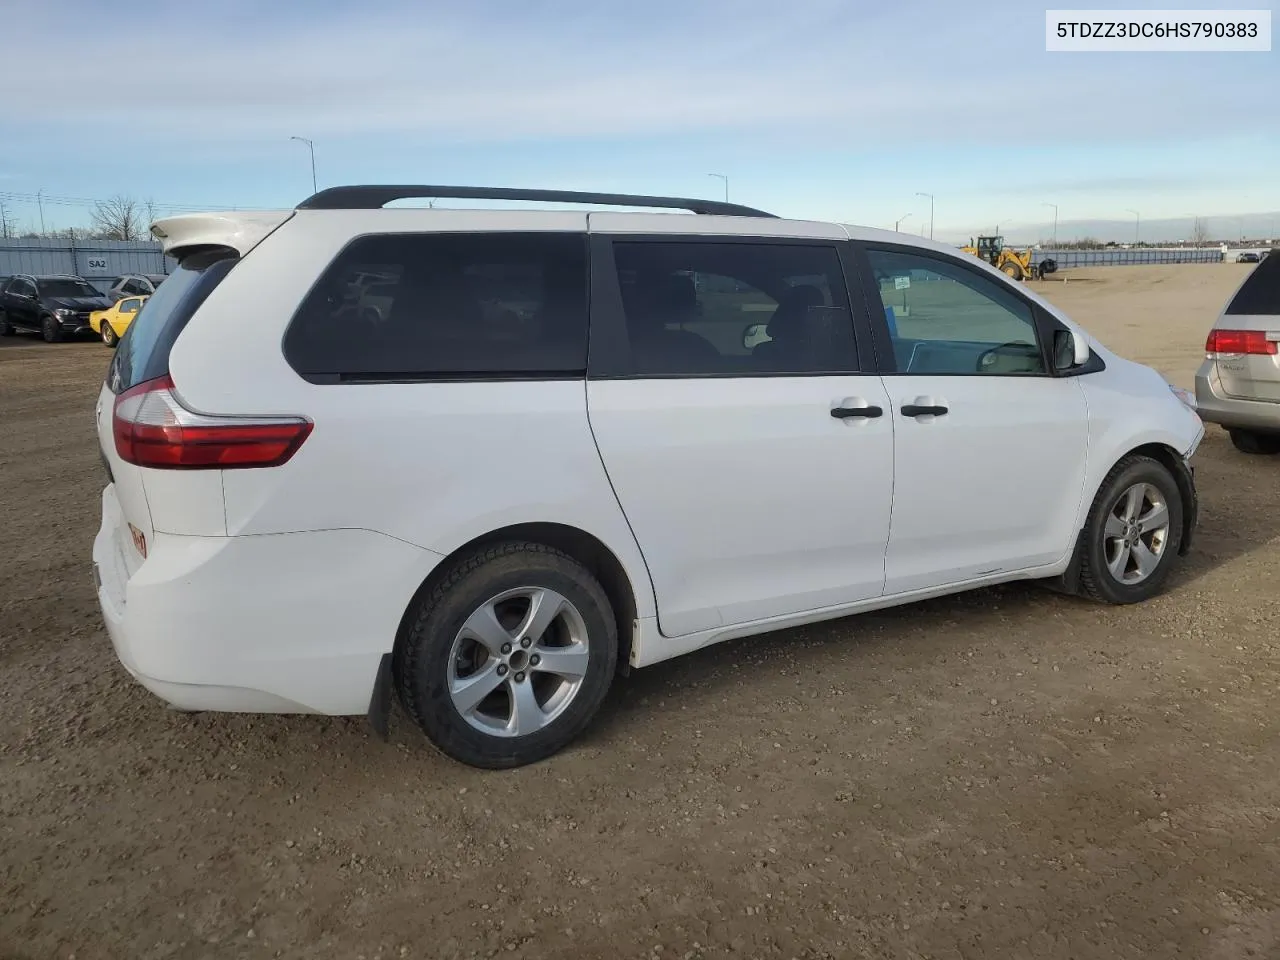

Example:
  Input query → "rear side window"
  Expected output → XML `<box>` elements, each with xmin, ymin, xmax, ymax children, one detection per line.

<box><xmin>609</xmin><ymin>241</ymin><xmax>857</xmax><ymax>376</ymax></box>
<box><xmin>107</xmin><ymin>248</ymin><xmax>239</xmax><ymax>394</ymax></box>
<box><xmin>283</xmin><ymin>232</ymin><xmax>589</xmax><ymax>382</ymax></box>
<box><xmin>1225</xmin><ymin>254</ymin><xmax>1280</xmax><ymax>315</ymax></box>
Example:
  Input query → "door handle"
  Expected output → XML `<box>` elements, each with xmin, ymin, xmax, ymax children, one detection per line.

<box><xmin>831</xmin><ymin>404</ymin><xmax>883</xmax><ymax>419</ymax></box>
<box><xmin>901</xmin><ymin>403</ymin><xmax>949</xmax><ymax>417</ymax></box>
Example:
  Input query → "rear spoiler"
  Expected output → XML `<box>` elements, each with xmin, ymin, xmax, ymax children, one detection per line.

<box><xmin>149</xmin><ymin>211</ymin><xmax>295</xmax><ymax>259</ymax></box>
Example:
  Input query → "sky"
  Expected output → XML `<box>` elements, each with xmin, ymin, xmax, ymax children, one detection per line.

<box><xmin>2</xmin><ymin>0</ymin><xmax>1277</xmax><ymax>243</ymax></box>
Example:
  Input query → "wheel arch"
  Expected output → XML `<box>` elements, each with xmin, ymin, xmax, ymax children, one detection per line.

<box><xmin>1125</xmin><ymin>442</ymin><xmax>1197</xmax><ymax>556</ymax></box>
<box><xmin>1058</xmin><ymin>440</ymin><xmax>1198</xmax><ymax>593</ymax></box>
<box><xmin>392</xmin><ymin>521</ymin><xmax>643</xmax><ymax>682</ymax></box>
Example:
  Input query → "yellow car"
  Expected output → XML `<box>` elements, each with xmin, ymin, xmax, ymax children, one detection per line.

<box><xmin>90</xmin><ymin>295</ymin><xmax>148</xmax><ymax>347</ymax></box>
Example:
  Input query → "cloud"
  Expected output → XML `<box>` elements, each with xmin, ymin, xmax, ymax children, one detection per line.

<box><xmin>4</xmin><ymin>0</ymin><xmax>1273</xmax><ymax>151</ymax></box>
<box><xmin>1008</xmin><ymin>174</ymin><xmax>1222</xmax><ymax>196</ymax></box>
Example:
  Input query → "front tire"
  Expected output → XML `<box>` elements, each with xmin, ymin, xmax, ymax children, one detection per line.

<box><xmin>41</xmin><ymin>315</ymin><xmax>62</xmax><ymax>343</ymax></box>
<box><xmin>101</xmin><ymin>323</ymin><xmax>119</xmax><ymax>347</ymax></box>
<box><xmin>1228</xmin><ymin>429</ymin><xmax>1280</xmax><ymax>455</ymax></box>
<box><xmin>1076</xmin><ymin>455</ymin><xmax>1183</xmax><ymax>604</ymax></box>
<box><xmin>0</xmin><ymin>311</ymin><xmax>11</xmax><ymax>337</ymax></box>
<box><xmin>394</xmin><ymin>542</ymin><xmax>617</xmax><ymax>769</ymax></box>
<box><xmin>1001</xmin><ymin>261</ymin><xmax>1024</xmax><ymax>281</ymax></box>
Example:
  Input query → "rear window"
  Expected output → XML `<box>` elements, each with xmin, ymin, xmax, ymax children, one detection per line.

<box><xmin>106</xmin><ymin>248</ymin><xmax>238</xmax><ymax>394</ymax></box>
<box><xmin>1226</xmin><ymin>253</ymin><xmax>1280</xmax><ymax>316</ymax></box>
<box><xmin>282</xmin><ymin>232</ymin><xmax>589</xmax><ymax>382</ymax></box>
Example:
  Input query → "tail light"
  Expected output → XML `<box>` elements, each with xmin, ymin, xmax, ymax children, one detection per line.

<box><xmin>1205</xmin><ymin>329</ymin><xmax>1278</xmax><ymax>356</ymax></box>
<box><xmin>113</xmin><ymin>376</ymin><xmax>312</xmax><ymax>469</ymax></box>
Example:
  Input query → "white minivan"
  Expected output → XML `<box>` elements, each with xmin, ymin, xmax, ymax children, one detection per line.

<box><xmin>92</xmin><ymin>186</ymin><xmax>1203</xmax><ymax>768</ymax></box>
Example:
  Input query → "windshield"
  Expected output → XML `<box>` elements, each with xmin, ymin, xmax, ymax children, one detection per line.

<box><xmin>37</xmin><ymin>279</ymin><xmax>100</xmax><ymax>298</ymax></box>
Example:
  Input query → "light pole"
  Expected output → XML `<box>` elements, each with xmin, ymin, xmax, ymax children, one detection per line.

<box><xmin>290</xmin><ymin>136</ymin><xmax>317</xmax><ymax>193</ymax></box>
<box><xmin>915</xmin><ymin>192</ymin><xmax>934</xmax><ymax>240</ymax></box>
<box><xmin>1042</xmin><ymin>202</ymin><xmax>1058</xmax><ymax>246</ymax></box>
<box><xmin>707</xmin><ymin>173</ymin><xmax>729</xmax><ymax>202</ymax></box>
<box><xmin>1126</xmin><ymin>208</ymin><xmax>1140</xmax><ymax>245</ymax></box>
<box><xmin>37</xmin><ymin>188</ymin><xmax>46</xmax><ymax>235</ymax></box>
<box><xmin>895</xmin><ymin>212</ymin><xmax>913</xmax><ymax>232</ymax></box>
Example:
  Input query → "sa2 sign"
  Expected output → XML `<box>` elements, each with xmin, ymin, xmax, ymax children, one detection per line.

<box><xmin>85</xmin><ymin>257</ymin><xmax>109</xmax><ymax>271</ymax></box>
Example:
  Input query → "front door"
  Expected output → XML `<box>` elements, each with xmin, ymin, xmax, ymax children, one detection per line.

<box><xmin>13</xmin><ymin>277</ymin><xmax>39</xmax><ymax>327</ymax></box>
<box><xmin>586</xmin><ymin>232</ymin><xmax>895</xmax><ymax>637</ymax></box>
<box><xmin>858</xmin><ymin>244</ymin><xmax>1090</xmax><ymax>595</ymax></box>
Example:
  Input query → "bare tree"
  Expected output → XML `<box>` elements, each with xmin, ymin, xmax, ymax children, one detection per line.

<box><xmin>1190</xmin><ymin>217</ymin><xmax>1211</xmax><ymax>247</ymax></box>
<box><xmin>90</xmin><ymin>194</ymin><xmax>143</xmax><ymax>240</ymax></box>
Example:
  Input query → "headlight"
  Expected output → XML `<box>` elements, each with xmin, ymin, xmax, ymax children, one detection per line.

<box><xmin>53</xmin><ymin>308</ymin><xmax>72</xmax><ymax>319</ymax></box>
<box><xmin>1169</xmin><ymin>383</ymin><xmax>1197</xmax><ymax>412</ymax></box>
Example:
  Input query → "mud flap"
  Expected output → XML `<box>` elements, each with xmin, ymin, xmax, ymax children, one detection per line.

<box><xmin>1173</xmin><ymin>458</ymin><xmax>1198</xmax><ymax>556</ymax></box>
<box><xmin>367</xmin><ymin>653</ymin><xmax>393</xmax><ymax>741</ymax></box>
<box><xmin>1043</xmin><ymin>529</ymin><xmax>1087</xmax><ymax>596</ymax></box>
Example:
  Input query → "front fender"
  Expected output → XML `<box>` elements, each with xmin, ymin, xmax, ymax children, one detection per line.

<box><xmin>1075</xmin><ymin>358</ymin><xmax>1204</xmax><ymax>550</ymax></box>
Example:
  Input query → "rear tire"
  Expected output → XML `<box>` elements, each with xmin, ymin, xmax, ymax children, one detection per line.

<box><xmin>1076</xmin><ymin>455</ymin><xmax>1183</xmax><ymax>605</ymax></box>
<box><xmin>394</xmin><ymin>542</ymin><xmax>617</xmax><ymax>769</ymax></box>
<box><xmin>1228</xmin><ymin>429</ymin><xmax>1280</xmax><ymax>455</ymax></box>
<box><xmin>101</xmin><ymin>323</ymin><xmax>118</xmax><ymax>347</ymax></box>
<box><xmin>41</xmin><ymin>315</ymin><xmax>62</xmax><ymax>344</ymax></box>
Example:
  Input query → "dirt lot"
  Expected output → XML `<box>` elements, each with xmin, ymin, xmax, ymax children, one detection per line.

<box><xmin>2</xmin><ymin>264</ymin><xmax>1278</xmax><ymax>960</ymax></box>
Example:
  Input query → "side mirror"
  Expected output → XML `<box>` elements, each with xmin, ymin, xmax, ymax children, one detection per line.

<box><xmin>1053</xmin><ymin>328</ymin><xmax>1090</xmax><ymax>371</ymax></box>
<box><xmin>743</xmin><ymin>322</ymin><xmax>771</xmax><ymax>350</ymax></box>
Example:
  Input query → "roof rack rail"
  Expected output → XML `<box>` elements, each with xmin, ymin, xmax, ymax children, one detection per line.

<box><xmin>295</xmin><ymin>185</ymin><xmax>776</xmax><ymax>218</ymax></box>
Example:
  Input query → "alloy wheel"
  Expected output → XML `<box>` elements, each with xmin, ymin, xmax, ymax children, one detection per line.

<box><xmin>1103</xmin><ymin>482</ymin><xmax>1170</xmax><ymax>584</ymax></box>
<box><xmin>446</xmin><ymin>586</ymin><xmax>591</xmax><ymax>737</ymax></box>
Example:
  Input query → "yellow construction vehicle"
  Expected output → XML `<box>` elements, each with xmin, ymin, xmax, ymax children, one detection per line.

<box><xmin>961</xmin><ymin>235</ymin><xmax>1056</xmax><ymax>281</ymax></box>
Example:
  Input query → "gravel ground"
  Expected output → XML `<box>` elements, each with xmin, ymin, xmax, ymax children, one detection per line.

<box><xmin>2</xmin><ymin>264</ymin><xmax>1278</xmax><ymax>960</ymax></box>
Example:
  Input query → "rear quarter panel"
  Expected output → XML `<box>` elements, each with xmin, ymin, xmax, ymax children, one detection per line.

<box><xmin>165</xmin><ymin>210</ymin><xmax>658</xmax><ymax>620</ymax></box>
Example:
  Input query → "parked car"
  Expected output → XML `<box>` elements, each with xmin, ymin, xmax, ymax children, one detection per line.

<box><xmin>107</xmin><ymin>274</ymin><xmax>167</xmax><ymax>302</ymax></box>
<box><xmin>1195</xmin><ymin>250</ymin><xmax>1280</xmax><ymax>454</ymax></box>
<box><xmin>92</xmin><ymin>185</ymin><xmax>1204</xmax><ymax>769</ymax></box>
<box><xmin>0</xmin><ymin>274</ymin><xmax>113</xmax><ymax>342</ymax></box>
<box><xmin>90</xmin><ymin>295</ymin><xmax>148</xmax><ymax>347</ymax></box>
<box><xmin>1236</xmin><ymin>252</ymin><xmax>1260</xmax><ymax>264</ymax></box>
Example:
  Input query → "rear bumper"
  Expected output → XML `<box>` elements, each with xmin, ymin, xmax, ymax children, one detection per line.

<box><xmin>1195</xmin><ymin>360</ymin><xmax>1280</xmax><ymax>432</ymax></box>
<box><xmin>92</xmin><ymin>484</ymin><xmax>442</xmax><ymax>715</ymax></box>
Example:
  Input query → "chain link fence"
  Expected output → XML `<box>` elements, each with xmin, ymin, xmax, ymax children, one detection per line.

<box><xmin>1030</xmin><ymin>247</ymin><xmax>1224</xmax><ymax>270</ymax></box>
